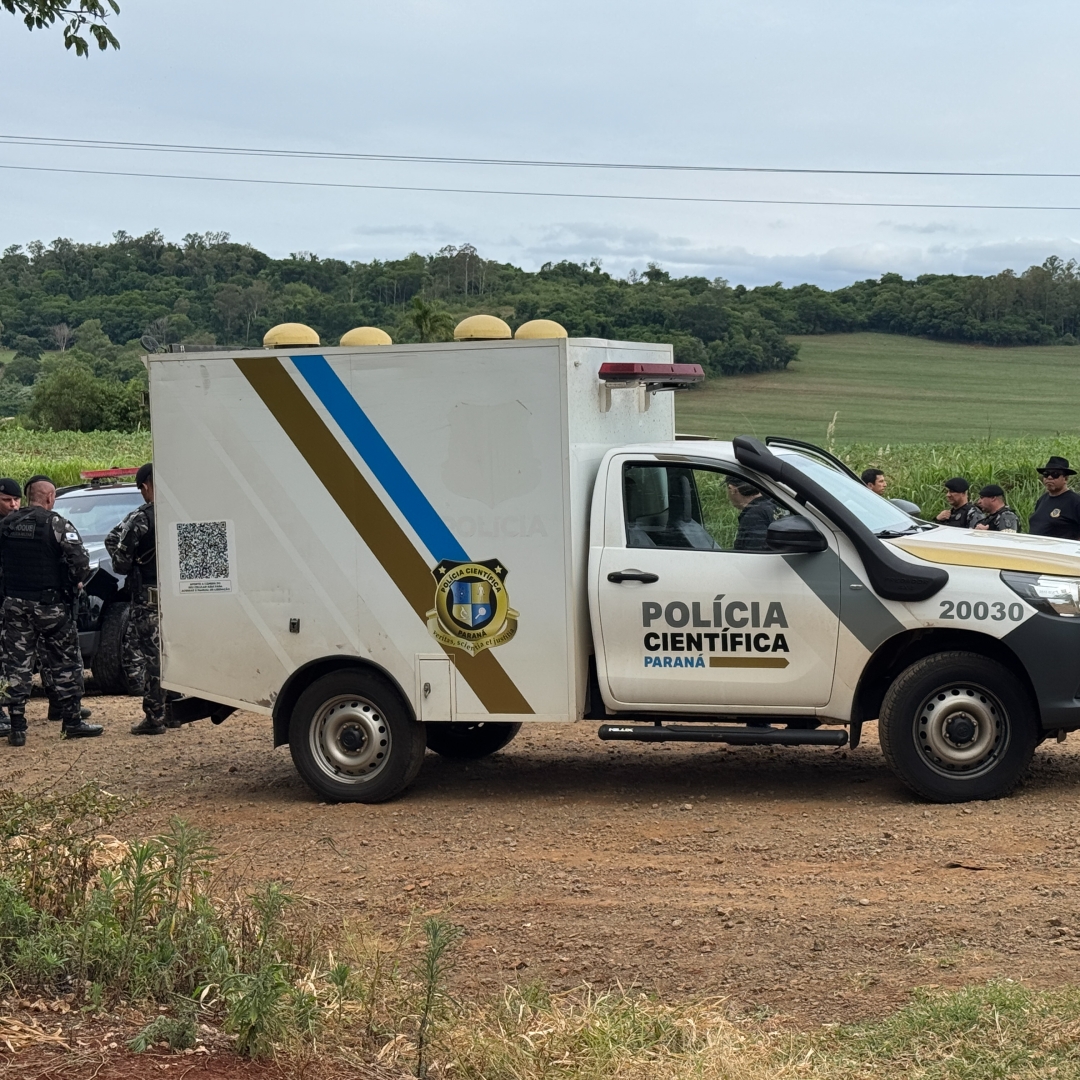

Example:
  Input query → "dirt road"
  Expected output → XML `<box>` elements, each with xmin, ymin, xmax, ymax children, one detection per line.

<box><xmin>8</xmin><ymin>690</ymin><xmax>1080</xmax><ymax>1024</ymax></box>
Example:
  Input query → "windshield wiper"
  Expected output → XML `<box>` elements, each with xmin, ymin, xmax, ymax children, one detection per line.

<box><xmin>874</xmin><ymin>525</ymin><xmax>920</xmax><ymax>538</ymax></box>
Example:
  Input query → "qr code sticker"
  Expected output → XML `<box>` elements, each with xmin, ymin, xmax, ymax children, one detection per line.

<box><xmin>177</xmin><ymin>521</ymin><xmax>229</xmax><ymax>581</ymax></box>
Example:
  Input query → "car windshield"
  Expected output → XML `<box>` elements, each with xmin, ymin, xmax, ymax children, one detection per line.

<box><xmin>774</xmin><ymin>449</ymin><xmax>924</xmax><ymax>536</ymax></box>
<box><xmin>56</xmin><ymin>490</ymin><xmax>144</xmax><ymax>542</ymax></box>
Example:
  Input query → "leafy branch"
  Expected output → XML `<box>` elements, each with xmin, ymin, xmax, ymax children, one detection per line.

<box><xmin>2</xmin><ymin>0</ymin><xmax>120</xmax><ymax>55</ymax></box>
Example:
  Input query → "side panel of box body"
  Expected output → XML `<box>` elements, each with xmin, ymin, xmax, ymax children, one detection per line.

<box><xmin>149</xmin><ymin>341</ymin><xmax>574</xmax><ymax>722</ymax></box>
<box><xmin>564</xmin><ymin>340</ymin><xmax>676</xmax><ymax>716</ymax></box>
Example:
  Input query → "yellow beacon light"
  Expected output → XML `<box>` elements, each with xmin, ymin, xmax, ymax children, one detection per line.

<box><xmin>454</xmin><ymin>314</ymin><xmax>512</xmax><ymax>341</ymax></box>
<box><xmin>515</xmin><ymin>319</ymin><xmax>568</xmax><ymax>339</ymax></box>
<box><xmin>263</xmin><ymin>323</ymin><xmax>320</xmax><ymax>348</ymax></box>
<box><xmin>340</xmin><ymin>327</ymin><xmax>393</xmax><ymax>346</ymax></box>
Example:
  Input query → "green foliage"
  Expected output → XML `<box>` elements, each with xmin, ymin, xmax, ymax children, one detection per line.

<box><xmin>2</xmin><ymin>0</ymin><xmax>119</xmax><ymax>54</ymax></box>
<box><xmin>414</xmin><ymin>917</ymin><xmax>464</xmax><ymax>1078</ymax></box>
<box><xmin>127</xmin><ymin>1008</ymin><xmax>197</xmax><ymax>1053</ymax></box>
<box><xmin>29</xmin><ymin>354</ymin><xmax>146</xmax><ymax>432</ymax></box>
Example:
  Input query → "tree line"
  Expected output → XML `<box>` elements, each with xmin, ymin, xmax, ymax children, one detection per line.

<box><xmin>1</xmin><ymin>230</ymin><xmax>1079</xmax><ymax>430</ymax></box>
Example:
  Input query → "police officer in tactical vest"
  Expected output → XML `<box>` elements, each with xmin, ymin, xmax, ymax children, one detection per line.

<box><xmin>0</xmin><ymin>475</ymin><xmax>101</xmax><ymax>745</ymax></box>
<box><xmin>0</xmin><ymin>478</ymin><xmax>22</xmax><ymax>739</ymax></box>
<box><xmin>106</xmin><ymin>463</ymin><xmax>166</xmax><ymax>735</ymax></box>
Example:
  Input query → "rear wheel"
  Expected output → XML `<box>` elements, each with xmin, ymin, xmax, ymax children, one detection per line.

<box><xmin>91</xmin><ymin>602</ymin><xmax>139</xmax><ymax>695</ymax></box>
<box><xmin>879</xmin><ymin>651</ymin><xmax>1038</xmax><ymax>802</ymax></box>
<box><xmin>289</xmin><ymin>669</ymin><xmax>425</xmax><ymax>803</ymax></box>
<box><xmin>425</xmin><ymin>721</ymin><xmax>522</xmax><ymax>760</ymax></box>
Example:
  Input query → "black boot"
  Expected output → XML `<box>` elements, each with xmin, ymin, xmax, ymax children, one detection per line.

<box><xmin>131</xmin><ymin>716</ymin><xmax>165</xmax><ymax>735</ymax></box>
<box><xmin>0</xmin><ymin>707</ymin><xmax>9</xmax><ymax>738</ymax></box>
<box><xmin>8</xmin><ymin>711</ymin><xmax>26</xmax><ymax>746</ymax></box>
<box><xmin>61</xmin><ymin>720</ymin><xmax>103</xmax><ymax>739</ymax></box>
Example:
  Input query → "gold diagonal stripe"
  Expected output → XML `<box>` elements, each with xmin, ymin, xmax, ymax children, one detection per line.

<box><xmin>234</xmin><ymin>356</ymin><xmax>533</xmax><ymax>715</ymax></box>
<box><xmin>709</xmin><ymin>657</ymin><xmax>790</xmax><ymax>669</ymax></box>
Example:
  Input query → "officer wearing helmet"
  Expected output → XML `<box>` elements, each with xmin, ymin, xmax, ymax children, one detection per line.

<box><xmin>106</xmin><ymin>463</ymin><xmax>166</xmax><ymax>735</ymax></box>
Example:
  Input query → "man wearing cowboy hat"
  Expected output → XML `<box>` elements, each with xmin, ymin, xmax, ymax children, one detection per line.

<box><xmin>1030</xmin><ymin>456</ymin><xmax>1080</xmax><ymax>540</ymax></box>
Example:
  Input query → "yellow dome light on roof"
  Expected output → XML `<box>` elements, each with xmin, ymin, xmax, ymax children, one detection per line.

<box><xmin>454</xmin><ymin>314</ymin><xmax>512</xmax><ymax>341</ymax></box>
<box><xmin>515</xmin><ymin>319</ymin><xmax>567</xmax><ymax>339</ymax></box>
<box><xmin>263</xmin><ymin>323</ymin><xmax>320</xmax><ymax>348</ymax></box>
<box><xmin>340</xmin><ymin>326</ymin><xmax>393</xmax><ymax>346</ymax></box>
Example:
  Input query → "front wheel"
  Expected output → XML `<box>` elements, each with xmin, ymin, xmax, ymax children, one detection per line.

<box><xmin>289</xmin><ymin>669</ymin><xmax>426</xmax><ymax>803</ymax></box>
<box><xmin>879</xmin><ymin>651</ymin><xmax>1038</xmax><ymax>803</ymax></box>
<box><xmin>425</xmin><ymin>721</ymin><xmax>522</xmax><ymax>760</ymax></box>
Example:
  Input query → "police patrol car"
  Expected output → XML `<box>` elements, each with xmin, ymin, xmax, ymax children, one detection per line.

<box><xmin>148</xmin><ymin>322</ymin><xmax>1080</xmax><ymax>804</ymax></box>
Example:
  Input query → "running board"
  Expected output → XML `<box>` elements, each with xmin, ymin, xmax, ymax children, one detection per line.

<box><xmin>598</xmin><ymin>723</ymin><xmax>848</xmax><ymax>747</ymax></box>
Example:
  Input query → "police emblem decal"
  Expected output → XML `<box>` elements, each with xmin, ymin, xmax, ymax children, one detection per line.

<box><xmin>1052</xmin><ymin>508</ymin><xmax>1062</xmax><ymax>518</ymax></box>
<box><xmin>427</xmin><ymin>559</ymin><xmax>519</xmax><ymax>656</ymax></box>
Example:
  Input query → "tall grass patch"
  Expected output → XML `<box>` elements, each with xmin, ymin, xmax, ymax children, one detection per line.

<box><xmin>0</xmin><ymin>429</ymin><xmax>151</xmax><ymax>486</ymax></box>
<box><xmin>835</xmin><ymin>437</ymin><xmax>1080</xmax><ymax>525</ymax></box>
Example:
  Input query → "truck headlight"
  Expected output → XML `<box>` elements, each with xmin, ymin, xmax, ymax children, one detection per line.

<box><xmin>1001</xmin><ymin>570</ymin><xmax>1080</xmax><ymax>617</ymax></box>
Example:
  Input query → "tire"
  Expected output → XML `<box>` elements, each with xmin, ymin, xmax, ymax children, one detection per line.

<box><xmin>90</xmin><ymin>602</ymin><xmax>138</xmax><ymax>695</ymax></box>
<box><xmin>289</xmin><ymin>669</ymin><xmax>426</xmax><ymax>803</ymax></box>
<box><xmin>425</xmin><ymin>721</ymin><xmax>522</xmax><ymax>760</ymax></box>
<box><xmin>879</xmin><ymin>651</ymin><xmax>1038</xmax><ymax>803</ymax></box>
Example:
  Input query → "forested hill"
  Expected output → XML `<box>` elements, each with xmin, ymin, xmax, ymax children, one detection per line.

<box><xmin>3</xmin><ymin>232</ymin><xmax>1080</xmax><ymax>381</ymax></box>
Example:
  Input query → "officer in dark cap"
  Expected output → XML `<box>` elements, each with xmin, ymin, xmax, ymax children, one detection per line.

<box><xmin>0</xmin><ymin>478</ymin><xmax>21</xmax><ymax>738</ymax></box>
<box><xmin>934</xmin><ymin>477</ymin><xmax>984</xmax><ymax>528</ymax></box>
<box><xmin>727</xmin><ymin>478</ymin><xmax>779</xmax><ymax>551</ymax></box>
<box><xmin>1029</xmin><ymin>457</ymin><xmax>1080</xmax><ymax>540</ymax></box>
<box><xmin>974</xmin><ymin>485</ymin><xmax>1020</xmax><ymax>532</ymax></box>
<box><xmin>0</xmin><ymin>474</ymin><xmax>101</xmax><ymax>745</ymax></box>
<box><xmin>105</xmin><ymin>463</ymin><xmax>166</xmax><ymax>735</ymax></box>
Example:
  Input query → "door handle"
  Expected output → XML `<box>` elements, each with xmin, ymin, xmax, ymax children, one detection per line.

<box><xmin>607</xmin><ymin>569</ymin><xmax>659</xmax><ymax>584</ymax></box>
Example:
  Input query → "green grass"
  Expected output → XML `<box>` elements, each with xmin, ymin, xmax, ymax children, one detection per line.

<box><xmin>677</xmin><ymin>333</ymin><xmax>1080</xmax><ymax>444</ymax></box>
<box><xmin>0</xmin><ymin>428</ymin><xmax>151</xmax><ymax>486</ymax></box>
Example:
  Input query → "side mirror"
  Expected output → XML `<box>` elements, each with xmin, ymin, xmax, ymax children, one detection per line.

<box><xmin>890</xmin><ymin>498</ymin><xmax>922</xmax><ymax>518</ymax></box>
<box><xmin>766</xmin><ymin>515</ymin><xmax>828</xmax><ymax>554</ymax></box>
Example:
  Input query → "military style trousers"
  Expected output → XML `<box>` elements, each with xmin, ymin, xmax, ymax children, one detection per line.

<box><xmin>1</xmin><ymin>597</ymin><xmax>83</xmax><ymax>728</ymax></box>
<box><xmin>131</xmin><ymin>599</ymin><xmax>164</xmax><ymax>724</ymax></box>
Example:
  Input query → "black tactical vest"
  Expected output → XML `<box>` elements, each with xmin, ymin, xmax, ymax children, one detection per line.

<box><xmin>0</xmin><ymin>507</ymin><xmax>66</xmax><ymax>600</ymax></box>
<box><xmin>132</xmin><ymin>503</ymin><xmax>157</xmax><ymax>588</ymax></box>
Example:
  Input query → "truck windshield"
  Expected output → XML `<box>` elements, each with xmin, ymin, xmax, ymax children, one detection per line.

<box><xmin>775</xmin><ymin>449</ymin><xmax>923</xmax><ymax>537</ymax></box>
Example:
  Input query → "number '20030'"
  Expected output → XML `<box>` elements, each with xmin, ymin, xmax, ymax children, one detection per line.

<box><xmin>940</xmin><ymin>600</ymin><xmax>1024</xmax><ymax>622</ymax></box>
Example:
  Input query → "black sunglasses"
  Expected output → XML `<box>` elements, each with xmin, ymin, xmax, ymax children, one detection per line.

<box><xmin>1042</xmin><ymin>471</ymin><xmax>1067</xmax><ymax>479</ymax></box>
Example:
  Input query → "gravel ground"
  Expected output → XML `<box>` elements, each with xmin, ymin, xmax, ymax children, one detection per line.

<box><xmin>8</xmin><ymin>688</ymin><xmax>1080</xmax><ymax>1025</ymax></box>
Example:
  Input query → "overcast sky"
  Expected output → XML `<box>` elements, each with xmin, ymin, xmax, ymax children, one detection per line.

<box><xmin>3</xmin><ymin>0</ymin><xmax>1080</xmax><ymax>287</ymax></box>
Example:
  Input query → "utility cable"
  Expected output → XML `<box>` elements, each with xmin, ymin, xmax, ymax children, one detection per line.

<box><xmin>1</xmin><ymin>133</ymin><xmax>1079</xmax><ymax>179</ymax></box>
<box><xmin>1</xmin><ymin>161</ymin><xmax>1080</xmax><ymax>212</ymax></box>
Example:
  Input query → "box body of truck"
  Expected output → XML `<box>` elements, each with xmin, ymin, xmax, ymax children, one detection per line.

<box><xmin>149</xmin><ymin>338</ymin><xmax>673</xmax><ymax>731</ymax></box>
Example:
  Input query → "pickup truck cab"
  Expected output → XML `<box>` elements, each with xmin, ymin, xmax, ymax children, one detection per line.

<box><xmin>590</xmin><ymin>435</ymin><xmax>1077</xmax><ymax>802</ymax></box>
<box><xmin>148</xmin><ymin>334</ymin><xmax>1080</xmax><ymax>804</ymax></box>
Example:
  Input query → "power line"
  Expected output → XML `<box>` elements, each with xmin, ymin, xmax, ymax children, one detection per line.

<box><xmin>2</xmin><ymin>161</ymin><xmax>1080</xmax><ymax>212</ymax></box>
<box><xmin>1</xmin><ymin>133</ymin><xmax>1079</xmax><ymax>180</ymax></box>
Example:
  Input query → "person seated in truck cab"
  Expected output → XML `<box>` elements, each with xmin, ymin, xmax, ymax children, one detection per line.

<box><xmin>727</xmin><ymin>479</ymin><xmax>780</xmax><ymax>551</ymax></box>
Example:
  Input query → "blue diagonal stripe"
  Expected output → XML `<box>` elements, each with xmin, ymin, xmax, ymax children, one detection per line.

<box><xmin>291</xmin><ymin>355</ymin><xmax>469</xmax><ymax>563</ymax></box>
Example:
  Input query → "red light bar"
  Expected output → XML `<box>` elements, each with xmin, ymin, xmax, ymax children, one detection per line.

<box><xmin>79</xmin><ymin>468</ymin><xmax>140</xmax><ymax>480</ymax></box>
<box><xmin>598</xmin><ymin>362</ymin><xmax>704</xmax><ymax>390</ymax></box>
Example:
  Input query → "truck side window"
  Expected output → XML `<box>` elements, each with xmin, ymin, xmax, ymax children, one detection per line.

<box><xmin>623</xmin><ymin>464</ymin><xmax>790</xmax><ymax>552</ymax></box>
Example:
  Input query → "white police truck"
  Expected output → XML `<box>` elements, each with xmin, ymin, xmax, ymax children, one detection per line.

<box><xmin>148</xmin><ymin>331</ymin><xmax>1080</xmax><ymax>804</ymax></box>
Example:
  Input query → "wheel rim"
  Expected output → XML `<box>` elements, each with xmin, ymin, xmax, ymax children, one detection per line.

<box><xmin>914</xmin><ymin>682</ymin><xmax>1010</xmax><ymax>779</ymax></box>
<box><xmin>308</xmin><ymin>694</ymin><xmax>391</xmax><ymax>785</ymax></box>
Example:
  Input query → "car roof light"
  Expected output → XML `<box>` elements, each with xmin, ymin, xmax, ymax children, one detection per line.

<box><xmin>597</xmin><ymin>362</ymin><xmax>704</xmax><ymax>391</ymax></box>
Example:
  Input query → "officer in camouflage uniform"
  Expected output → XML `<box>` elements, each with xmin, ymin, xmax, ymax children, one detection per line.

<box><xmin>106</xmin><ymin>463</ymin><xmax>166</xmax><ymax>735</ymax></box>
<box><xmin>974</xmin><ymin>485</ymin><xmax>1021</xmax><ymax>533</ymax></box>
<box><xmin>0</xmin><ymin>475</ymin><xmax>101</xmax><ymax>746</ymax></box>
<box><xmin>0</xmin><ymin>478</ymin><xmax>22</xmax><ymax>739</ymax></box>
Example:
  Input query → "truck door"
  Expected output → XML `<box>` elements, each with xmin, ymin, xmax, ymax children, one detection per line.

<box><xmin>596</xmin><ymin>460</ymin><xmax>841</xmax><ymax>709</ymax></box>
